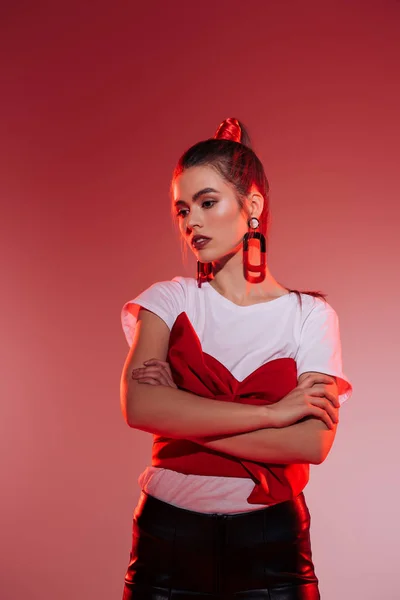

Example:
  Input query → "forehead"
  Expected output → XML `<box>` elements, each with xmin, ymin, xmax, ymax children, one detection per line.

<box><xmin>172</xmin><ymin>165</ymin><xmax>226</xmax><ymax>199</ymax></box>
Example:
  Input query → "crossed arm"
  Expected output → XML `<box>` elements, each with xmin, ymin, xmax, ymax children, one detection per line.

<box><xmin>131</xmin><ymin>362</ymin><xmax>339</xmax><ymax>464</ymax></box>
<box><xmin>191</xmin><ymin>415</ymin><xmax>337</xmax><ymax>465</ymax></box>
<box><xmin>191</xmin><ymin>372</ymin><xmax>339</xmax><ymax>465</ymax></box>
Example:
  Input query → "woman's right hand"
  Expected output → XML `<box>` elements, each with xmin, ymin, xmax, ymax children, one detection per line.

<box><xmin>262</xmin><ymin>373</ymin><xmax>340</xmax><ymax>429</ymax></box>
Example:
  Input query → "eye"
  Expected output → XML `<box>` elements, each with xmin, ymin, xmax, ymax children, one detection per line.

<box><xmin>202</xmin><ymin>200</ymin><xmax>216</xmax><ymax>209</ymax></box>
<box><xmin>175</xmin><ymin>199</ymin><xmax>216</xmax><ymax>218</ymax></box>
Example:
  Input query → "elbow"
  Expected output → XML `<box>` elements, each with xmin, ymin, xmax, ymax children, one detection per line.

<box><xmin>120</xmin><ymin>397</ymin><xmax>135</xmax><ymax>428</ymax></box>
<box><xmin>122</xmin><ymin>405</ymin><xmax>142</xmax><ymax>429</ymax></box>
<box><xmin>310</xmin><ymin>436</ymin><xmax>336</xmax><ymax>465</ymax></box>
<box><xmin>120</xmin><ymin>378</ymin><xmax>141</xmax><ymax>428</ymax></box>
<box><xmin>121</xmin><ymin>382</ymin><xmax>164</xmax><ymax>434</ymax></box>
<box><xmin>122</xmin><ymin>406</ymin><xmax>136</xmax><ymax>428</ymax></box>
<box><xmin>304</xmin><ymin>419</ymin><xmax>337</xmax><ymax>465</ymax></box>
<box><xmin>122</xmin><ymin>396</ymin><xmax>141</xmax><ymax>428</ymax></box>
<box><xmin>310</xmin><ymin>449</ymin><xmax>325</xmax><ymax>465</ymax></box>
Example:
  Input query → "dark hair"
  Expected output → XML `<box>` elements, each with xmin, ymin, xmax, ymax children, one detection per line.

<box><xmin>171</xmin><ymin>117</ymin><xmax>327</xmax><ymax>309</ymax></box>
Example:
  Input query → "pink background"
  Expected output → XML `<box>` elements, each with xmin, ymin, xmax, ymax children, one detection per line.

<box><xmin>1</xmin><ymin>1</ymin><xmax>399</xmax><ymax>598</ymax></box>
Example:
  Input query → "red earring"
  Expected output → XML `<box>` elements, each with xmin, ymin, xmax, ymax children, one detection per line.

<box><xmin>196</xmin><ymin>217</ymin><xmax>267</xmax><ymax>287</ymax></box>
<box><xmin>243</xmin><ymin>217</ymin><xmax>266</xmax><ymax>283</ymax></box>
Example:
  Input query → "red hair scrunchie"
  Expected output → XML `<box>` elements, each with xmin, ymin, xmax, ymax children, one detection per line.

<box><xmin>214</xmin><ymin>117</ymin><xmax>242</xmax><ymax>143</ymax></box>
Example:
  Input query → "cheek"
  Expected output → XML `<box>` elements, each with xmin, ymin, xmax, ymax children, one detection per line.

<box><xmin>213</xmin><ymin>202</ymin><xmax>237</xmax><ymax>222</ymax></box>
<box><xmin>213</xmin><ymin>204</ymin><xmax>245</xmax><ymax>236</ymax></box>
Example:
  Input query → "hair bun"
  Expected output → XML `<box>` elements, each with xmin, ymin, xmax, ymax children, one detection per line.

<box><xmin>214</xmin><ymin>117</ymin><xmax>242</xmax><ymax>143</ymax></box>
<box><xmin>213</xmin><ymin>117</ymin><xmax>251</xmax><ymax>147</ymax></box>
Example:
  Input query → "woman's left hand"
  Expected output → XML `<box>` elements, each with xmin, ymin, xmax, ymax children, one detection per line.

<box><xmin>131</xmin><ymin>359</ymin><xmax>177</xmax><ymax>388</ymax></box>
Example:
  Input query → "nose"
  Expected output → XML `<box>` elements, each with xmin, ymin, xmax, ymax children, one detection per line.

<box><xmin>187</xmin><ymin>208</ymin><xmax>203</xmax><ymax>230</ymax></box>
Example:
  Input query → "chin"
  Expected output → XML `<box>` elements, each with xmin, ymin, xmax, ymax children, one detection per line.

<box><xmin>197</xmin><ymin>249</ymin><xmax>218</xmax><ymax>260</ymax></box>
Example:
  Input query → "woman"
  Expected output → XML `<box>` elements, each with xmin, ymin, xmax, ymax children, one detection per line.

<box><xmin>120</xmin><ymin>117</ymin><xmax>353</xmax><ymax>599</ymax></box>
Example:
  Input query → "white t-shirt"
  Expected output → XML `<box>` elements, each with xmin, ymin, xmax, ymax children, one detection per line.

<box><xmin>121</xmin><ymin>276</ymin><xmax>353</xmax><ymax>513</ymax></box>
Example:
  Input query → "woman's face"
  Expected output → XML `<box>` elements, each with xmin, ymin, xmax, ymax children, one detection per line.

<box><xmin>172</xmin><ymin>165</ymin><xmax>248</xmax><ymax>260</ymax></box>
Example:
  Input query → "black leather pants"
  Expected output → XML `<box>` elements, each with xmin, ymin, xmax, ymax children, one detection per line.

<box><xmin>122</xmin><ymin>490</ymin><xmax>320</xmax><ymax>599</ymax></box>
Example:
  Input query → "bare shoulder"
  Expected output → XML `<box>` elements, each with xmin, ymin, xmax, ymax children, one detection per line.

<box><xmin>121</xmin><ymin>307</ymin><xmax>170</xmax><ymax>381</ymax></box>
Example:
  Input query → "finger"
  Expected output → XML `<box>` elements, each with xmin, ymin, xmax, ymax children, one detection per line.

<box><xmin>327</xmin><ymin>391</ymin><xmax>340</xmax><ymax>409</ymax></box>
<box><xmin>143</xmin><ymin>359</ymin><xmax>170</xmax><ymax>367</ymax></box>
<box><xmin>162</xmin><ymin>368</ymin><xmax>176</xmax><ymax>388</ymax></box>
<box><xmin>137</xmin><ymin>377</ymin><xmax>162</xmax><ymax>385</ymax></box>
<box><xmin>308</xmin><ymin>397</ymin><xmax>338</xmax><ymax>424</ymax></box>
<box><xmin>132</xmin><ymin>367</ymin><xmax>165</xmax><ymax>384</ymax></box>
<box><xmin>319</xmin><ymin>407</ymin><xmax>335</xmax><ymax>430</ymax></box>
<box><xmin>140</xmin><ymin>367</ymin><xmax>170</xmax><ymax>386</ymax></box>
<box><xmin>318</xmin><ymin>398</ymin><xmax>338</xmax><ymax>424</ymax></box>
<box><xmin>158</xmin><ymin>364</ymin><xmax>176</xmax><ymax>388</ymax></box>
<box><xmin>142</xmin><ymin>360</ymin><xmax>176</xmax><ymax>387</ymax></box>
<box><xmin>308</xmin><ymin>382</ymin><xmax>335</xmax><ymax>393</ymax></box>
<box><xmin>321</xmin><ymin>381</ymin><xmax>340</xmax><ymax>408</ymax></box>
<box><xmin>308</xmin><ymin>385</ymin><xmax>340</xmax><ymax>408</ymax></box>
<box><xmin>298</xmin><ymin>374</ymin><xmax>333</xmax><ymax>389</ymax></box>
<box><xmin>153</xmin><ymin>366</ymin><xmax>173</xmax><ymax>387</ymax></box>
<box><xmin>137</xmin><ymin>365</ymin><xmax>176</xmax><ymax>388</ymax></box>
<box><xmin>309</xmin><ymin>405</ymin><xmax>335</xmax><ymax>429</ymax></box>
<box><xmin>309</xmin><ymin>396</ymin><xmax>335</xmax><ymax>421</ymax></box>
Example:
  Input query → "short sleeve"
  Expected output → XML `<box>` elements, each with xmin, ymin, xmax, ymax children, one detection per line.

<box><xmin>121</xmin><ymin>276</ymin><xmax>186</xmax><ymax>347</ymax></box>
<box><xmin>295</xmin><ymin>299</ymin><xmax>353</xmax><ymax>405</ymax></box>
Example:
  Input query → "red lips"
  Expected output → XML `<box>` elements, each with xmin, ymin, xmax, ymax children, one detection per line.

<box><xmin>192</xmin><ymin>235</ymin><xmax>211</xmax><ymax>242</ymax></box>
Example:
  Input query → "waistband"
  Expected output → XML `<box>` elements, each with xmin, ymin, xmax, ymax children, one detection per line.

<box><xmin>135</xmin><ymin>489</ymin><xmax>309</xmax><ymax>524</ymax></box>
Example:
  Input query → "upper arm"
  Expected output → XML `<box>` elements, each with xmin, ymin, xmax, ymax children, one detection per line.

<box><xmin>296</xmin><ymin>300</ymin><xmax>353</xmax><ymax>405</ymax></box>
<box><xmin>120</xmin><ymin>307</ymin><xmax>170</xmax><ymax>423</ymax></box>
<box><xmin>122</xmin><ymin>306</ymin><xmax>170</xmax><ymax>375</ymax></box>
<box><xmin>119</xmin><ymin>277</ymin><xmax>186</xmax><ymax>423</ymax></box>
<box><xmin>297</xmin><ymin>371</ymin><xmax>339</xmax><ymax>464</ymax></box>
<box><xmin>121</xmin><ymin>277</ymin><xmax>186</xmax><ymax>346</ymax></box>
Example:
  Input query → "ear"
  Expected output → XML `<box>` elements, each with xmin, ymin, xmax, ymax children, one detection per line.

<box><xmin>246</xmin><ymin>189</ymin><xmax>264</xmax><ymax>220</ymax></box>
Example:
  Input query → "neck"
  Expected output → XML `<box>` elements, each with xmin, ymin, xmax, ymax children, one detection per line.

<box><xmin>209</xmin><ymin>245</ymin><xmax>287</xmax><ymax>302</ymax></box>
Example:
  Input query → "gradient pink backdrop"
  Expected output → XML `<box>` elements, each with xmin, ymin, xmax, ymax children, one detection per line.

<box><xmin>1</xmin><ymin>1</ymin><xmax>399</xmax><ymax>598</ymax></box>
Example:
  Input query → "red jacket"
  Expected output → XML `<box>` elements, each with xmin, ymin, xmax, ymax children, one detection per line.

<box><xmin>151</xmin><ymin>311</ymin><xmax>309</xmax><ymax>505</ymax></box>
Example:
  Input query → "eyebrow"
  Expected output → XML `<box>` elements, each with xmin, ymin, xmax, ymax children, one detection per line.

<box><xmin>174</xmin><ymin>187</ymin><xmax>220</xmax><ymax>207</ymax></box>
